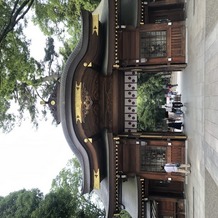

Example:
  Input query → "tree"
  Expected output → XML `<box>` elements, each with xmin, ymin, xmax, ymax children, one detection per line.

<box><xmin>0</xmin><ymin>189</ymin><xmax>43</xmax><ymax>218</ymax></box>
<box><xmin>44</xmin><ymin>37</ymin><xmax>59</xmax><ymax>75</ymax></box>
<box><xmin>0</xmin><ymin>0</ymin><xmax>34</xmax><ymax>45</ymax></box>
<box><xmin>137</xmin><ymin>74</ymin><xmax>166</xmax><ymax>131</ymax></box>
<box><xmin>30</xmin><ymin>157</ymin><xmax>105</xmax><ymax>217</ymax></box>
<box><xmin>33</xmin><ymin>0</ymin><xmax>101</xmax><ymax>60</ymax></box>
<box><xmin>0</xmin><ymin>0</ymin><xmax>101</xmax><ymax>132</ymax></box>
<box><xmin>0</xmin><ymin>1</ymin><xmax>62</xmax><ymax>132</ymax></box>
<box><xmin>114</xmin><ymin>210</ymin><xmax>132</xmax><ymax>218</ymax></box>
<box><xmin>0</xmin><ymin>1</ymin><xmax>40</xmax><ymax>132</ymax></box>
<box><xmin>0</xmin><ymin>158</ymin><xmax>105</xmax><ymax>217</ymax></box>
<box><xmin>50</xmin><ymin>158</ymin><xmax>105</xmax><ymax>217</ymax></box>
<box><xmin>51</xmin><ymin>158</ymin><xmax>82</xmax><ymax>193</ymax></box>
<box><xmin>31</xmin><ymin>189</ymin><xmax>76</xmax><ymax>218</ymax></box>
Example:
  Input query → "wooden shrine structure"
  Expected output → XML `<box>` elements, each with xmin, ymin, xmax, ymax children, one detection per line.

<box><xmin>59</xmin><ymin>0</ymin><xmax>187</xmax><ymax>217</ymax></box>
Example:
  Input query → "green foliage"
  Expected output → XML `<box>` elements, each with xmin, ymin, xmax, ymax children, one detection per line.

<box><xmin>51</xmin><ymin>158</ymin><xmax>105</xmax><ymax>217</ymax></box>
<box><xmin>0</xmin><ymin>0</ymin><xmax>101</xmax><ymax>132</ymax></box>
<box><xmin>32</xmin><ymin>189</ymin><xmax>76</xmax><ymax>218</ymax></box>
<box><xmin>0</xmin><ymin>1</ymin><xmax>42</xmax><ymax>132</ymax></box>
<box><xmin>33</xmin><ymin>0</ymin><xmax>101</xmax><ymax>59</ymax></box>
<box><xmin>51</xmin><ymin>158</ymin><xmax>82</xmax><ymax>193</ymax></box>
<box><xmin>0</xmin><ymin>158</ymin><xmax>105</xmax><ymax>217</ymax></box>
<box><xmin>32</xmin><ymin>188</ymin><xmax>102</xmax><ymax>218</ymax></box>
<box><xmin>0</xmin><ymin>98</ymin><xmax>16</xmax><ymax>132</ymax></box>
<box><xmin>0</xmin><ymin>0</ymin><xmax>34</xmax><ymax>45</ymax></box>
<box><xmin>0</xmin><ymin>21</ymin><xmax>41</xmax><ymax>131</ymax></box>
<box><xmin>114</xmin><ymin>209</ymin><xmax>132</xmax><ymax>218</ymax></box>
<box><xmin>137</xmin><ymin>73</ymin><xmax>166</xmax><ymax>131</ymax></box>
<box><xmin>0</xmin><ymin>189</ymin><xmax>43</xmax><ymax>218</ymax></box>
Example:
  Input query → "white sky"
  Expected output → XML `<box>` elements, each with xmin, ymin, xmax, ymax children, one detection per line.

<box><xmin>0</xmin><ymin>19</ymin><xmax>73</xmax><ymax>197</ymax></box>
<box><xmin>0</xmin><ymin>122</ymin><xmax>73</xmax><ymax>197</ymax></box>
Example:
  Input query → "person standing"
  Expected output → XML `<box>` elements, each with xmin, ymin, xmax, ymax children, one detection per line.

<box><xmin>168</xmin><ymin>122</ymin><xmax>183</xmax><ymax>130</ymax></box>
<box><xmin>163</xmin><ymin>163</ymin><xmax>191</xmax><ymax>174</ymax></box>
<box><xmin>172</xmin><ymin>108</ymin><xmax>183</xmax><ymax>115</ymax></box>
<box><xmin>167</xmin><ymin>83</ymin><xmax>178</xmax><ymax>88</ymax></box>
<box><xmin>172</xmin><ymin>101</ymin><xmax>183</xmax><ymax>108</ymax></box>
<box><xmin>163</xmin><ymin>84</ymin><xmax>178</xmax><ymax>89</ymax></box>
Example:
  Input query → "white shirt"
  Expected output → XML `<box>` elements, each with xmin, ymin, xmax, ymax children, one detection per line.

<box><xmin>164</xmin><ymin>163</ymin><xmax>178</xmax><ymax>172</ymax></box>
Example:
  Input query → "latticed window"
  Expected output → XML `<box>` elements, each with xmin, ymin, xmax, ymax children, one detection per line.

<box><xmin>141</xmin><ymin>31</ymin><xmax>167</xmax><ymax>58</ymax></box>
<box><xmin>140</xmin><ymin>143</ymin><xmax>166</xmax><ymax>172</ymax></box>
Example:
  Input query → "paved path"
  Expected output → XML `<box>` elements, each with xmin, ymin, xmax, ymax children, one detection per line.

<box><xmin>180</xmin><ymin>0</ymin><xmax>218</xmax><ymax>217</ymax></box>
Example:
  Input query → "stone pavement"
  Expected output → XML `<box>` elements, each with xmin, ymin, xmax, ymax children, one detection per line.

<box><xmin>179</xmin><ymin>0</ymin><xmax>218</xmax><ymax>217</ymax></box>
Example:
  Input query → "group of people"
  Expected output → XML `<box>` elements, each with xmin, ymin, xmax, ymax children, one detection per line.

<box><xmin>161</xmin><ymin>84</ymin><xmax>191</xmax><ymax>175</ymax></box>
<box><xmin>161</xmin><ymin>83</ymin><xmax>184</xmax><ymax>132</ymax></box>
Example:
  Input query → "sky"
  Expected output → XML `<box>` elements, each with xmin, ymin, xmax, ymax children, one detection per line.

<box><xmin>0</xmin><ymin>19</ymin><xmax>73</xmax><ymax>197</ymax></box>
<box><xmin>0</xmin><ymin>121</ymin><xmax>73</xmax><ymax>197</ymax></box>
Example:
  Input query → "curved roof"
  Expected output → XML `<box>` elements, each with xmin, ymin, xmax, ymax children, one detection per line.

<box><xmin>60</xmin><ymin>10</ymin><xmax>97</xmax><ymax>194</ymax></box>
<box><xmin>60</xmin><ymin>0</ymin><xmax>120</xmax><ymax>216</ymax></box>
